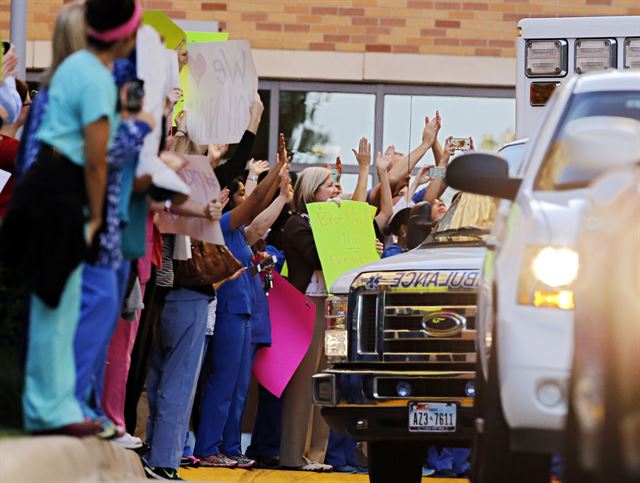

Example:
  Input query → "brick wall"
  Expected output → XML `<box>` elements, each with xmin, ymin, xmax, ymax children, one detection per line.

<box><xmin>1</xmin><ymin>0</ymin><xmax>637</xmax><ymax>59</ymax></box>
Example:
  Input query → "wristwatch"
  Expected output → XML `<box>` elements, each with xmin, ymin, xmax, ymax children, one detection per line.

<box><xmin>247</xmin><ymin>174</ymin><xmax>259</xmax><ymax>181</ymax></box>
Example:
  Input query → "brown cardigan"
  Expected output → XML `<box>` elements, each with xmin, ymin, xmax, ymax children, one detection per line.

<box><xmin>282</xmin><ymin>213</ymin><xmax>322</xmax><ymax>294</ymax></box>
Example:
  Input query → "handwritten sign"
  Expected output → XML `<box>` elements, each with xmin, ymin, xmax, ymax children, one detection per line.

<box><xmin>185</xmin><ymin>40</ymin><xmax>258</xmax><ymax>145</ymax></box>
<box><xmin>136</xmin><ymin>25</ymin><xmax>168</xmax><ymax>178</ymax></box>
<box><xmin>143</xmin><ymin>11</ymin><xmax>186</xmax><ymax>50</ymax></box>
<box><xmin>187</xmin><ymin>32</ymin><xmax>229</xmax><ymax>43</ymax></box>
<box><xmin>156</xmin><ymin>155</ymin><xmax>224</xmax><ymax>244</ymax></box>
<box><xmin>253</xmin><ymin>273</ymin><xmax>316</xmax><ymax>397</ymax></box>
<box><xmin>307</xmin><ymin>200</ymin><xmax>380</xmax><ymax>292</ymax></box>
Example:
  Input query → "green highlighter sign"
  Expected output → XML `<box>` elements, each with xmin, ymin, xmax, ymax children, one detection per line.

<box><xmin>307</xmin><ymin>200</ymin><xmax>380</xmax><ymax>292</ymax></box>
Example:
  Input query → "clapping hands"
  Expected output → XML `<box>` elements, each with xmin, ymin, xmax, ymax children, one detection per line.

<box><xmin>422</xmin><ymin>110</ymin><xmax>442</xmax><ymax>148</ymax></box>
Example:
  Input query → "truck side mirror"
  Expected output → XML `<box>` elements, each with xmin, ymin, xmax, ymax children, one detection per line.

<box><xmin>446</xmin><ymin>152</ymin><xmax>522</xmax><ymax>201</ymax></box>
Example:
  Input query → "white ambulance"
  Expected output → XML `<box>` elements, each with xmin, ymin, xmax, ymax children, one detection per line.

<box><xmin>517</xmin><ymin>16</ymin><xmax>640</xmax><ymax>138</ymax></box>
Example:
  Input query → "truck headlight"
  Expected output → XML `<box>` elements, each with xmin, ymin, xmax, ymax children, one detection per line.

<box><xmin>325</xmin><ymin>296</ymin><xmax>348</xmax><ymax>358</ymax></box>
<box><xmin>518</xmin><ymin>246</ymin><xmax>578</xmax><ymax>310</ymax></box>
<box><xmin>525</xmin><ymin>39</ymin><xmax>568</xmax><ymax>77</ymax></box>
<box><xmin>575</xmin><ymin>38</ymin><xmax>617</xmax><ymax>74</ymax></box>
<box><xmin>532</xmin><ymin>247</ymin><xmax>579</xmax><ymax>287</ymax></box>
<box><xmin>325</xmin><ymin>329</ymin><xmax>348</xmax><ymax>358</ymax></box>
<box><xmin>624</xmin><ymin>38</ymin><xmax>640</xmax><ymax>69</ymax></box>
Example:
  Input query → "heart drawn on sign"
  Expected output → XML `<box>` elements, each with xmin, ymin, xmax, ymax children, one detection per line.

<box><xmin>190</xmin><ymin>53</ymin><xmax>207</xmax><ymax>86</ymax></box>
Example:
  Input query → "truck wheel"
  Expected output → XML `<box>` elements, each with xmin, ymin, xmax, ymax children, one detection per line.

<box><xmin>472</xmin><ymin>328</ymin><xmax>551</xmax><ymax>483</ymax></box>
<box><xmin>368</xmin><ymin>441</ymin><xmax>425</xmax><ymax>483</ymax></box>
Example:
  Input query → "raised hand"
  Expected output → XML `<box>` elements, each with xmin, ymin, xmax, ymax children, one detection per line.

<box><xmin>440</xmin><ymin>136</ymin><xmax>456</xmax><ymax>165</ymax></box>
<box><xmin>277</xmin><ymin>132</ymin><xmax>289</xmax><ymax>164</ymax></box>
<box><xmin>422</xmin><ymin>113</ymin><xmax>440</xmax><ymax>148</ymax></box>
<box><xmin>249</xmin><ymin>93</ymin><xmax>264</xmax><ymax>122</ymax></box>
<box><xmin>249</xmin><ymin>159</ymin><xmax>270</xmax><ymax>177</ymax></box>
<box><xmin>416</xmin><ymin>164</ymin><xmax>431</xmax><ymax>185</ymax></box>
<box><xmin>376</xmin><ymin>145</ymin><xmax>395</xmax><ymax>172</ymax></box>
<box><xmin>219</xmin><ymin>188</ymin><xmax>230</xmax><ymax>209</ymax></box>
<box><xmin>248</xmin><ymin>92</ymin><xmax>264</xmax><ymax>134</ymax></box>
<box><xmin>2</xmin><ymin>45</ymin><xmax>18</xmax><ymax>80</ymax></box>
<box><xmin>175</xmin><ymin>110</ymin><xmax>187</xmax><ymax>133</ymax></box>
<box><xmin>352</xmin><ymin>137</ymin><xmax>372</xmax><ymax>170</ymax></box>
<box><xmin>208</xmin><ymin>144</ymin><xmax>229</xmax><ymax>162</ymax></box>
<box><xmin>279</xmin><ymin>167</ymin><xmax>293</xmax><ymax>202</ymax></box>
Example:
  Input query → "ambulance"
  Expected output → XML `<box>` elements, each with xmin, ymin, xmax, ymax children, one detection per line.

<box><xmin>517</xmin><ymin>15</ymin><xmax>640</xmax><ymax>138</ymax></box>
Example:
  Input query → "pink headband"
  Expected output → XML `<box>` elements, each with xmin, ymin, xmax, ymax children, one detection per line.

<box><xmin>87</xmin><ymin>2</ymin><xmax>142</xmax><ymax>43</ymax></box>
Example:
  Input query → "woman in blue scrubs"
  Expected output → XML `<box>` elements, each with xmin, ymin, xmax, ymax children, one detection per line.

<box><xmin>195</xmin><ymin>143</ymin><xmax>288</xmax><ymax>468</ymax></box>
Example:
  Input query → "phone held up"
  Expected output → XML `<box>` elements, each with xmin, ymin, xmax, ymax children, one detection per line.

<box><xmin>450</xmin><ymin>137</ymin><xmax>471</xmax><ymax>151</ymax></box>
<box><xmin>124</xmin><ymin>79</ymin><xmax>145</xmax><ymax>113</ymax></box>
<box><xmin>427</xmin><ymin>166</ymin><xmax>447</xmax><ymax>179</ymax></box>
<box><xmin>2</xmin><ymin>41</ymin><xmax>11</xmax><ymax>55</ymax></box>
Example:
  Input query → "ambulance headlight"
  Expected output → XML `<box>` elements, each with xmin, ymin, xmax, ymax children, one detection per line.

<box><xmin>624</xmin><ymin>38</ymin><xmax>640</xmax><ymax>69</ymax></box>
<box><xmin>575</xmin><ymin>38</ymin><xmax>616</xmax><ymax>74</ymax></box>
<box><xmin>325</xmin><ymin>329</ymin><xmax>348</xmax><ymax>359</ymax></box>
<box><xmin>526</xmin><ymin>39</ymin><xmax>568</xmax><ymax>77</ymax></box>
<box><xmin>518</xmin><ymin>246</ymin><xmax>578</xmax><ymax>311</ymax></box>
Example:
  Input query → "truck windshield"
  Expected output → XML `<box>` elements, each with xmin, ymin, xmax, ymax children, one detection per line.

<box><xmin>421</xmin><ymin>192</ymin><xmax>497</xmax><ymax>246</ymax></box>
<box><xmin>534</xmin><ymin>90</ymin><xmax>640</xmax><ymax>191</ymax></box>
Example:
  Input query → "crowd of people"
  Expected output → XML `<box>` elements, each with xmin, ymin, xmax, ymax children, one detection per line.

<box><xmin>0</xmin><ymin>0</ymin><xmax>470</xmax><ymax>480</ymax></box>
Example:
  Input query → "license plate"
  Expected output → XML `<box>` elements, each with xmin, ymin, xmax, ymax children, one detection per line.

<box><xmin>408</xmin><ymin>402</ymin><xmax>457</xmax><ymax>432</ymax></box>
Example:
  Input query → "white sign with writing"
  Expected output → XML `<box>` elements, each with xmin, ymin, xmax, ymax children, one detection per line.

<box><xmin>186</xmin><ymin>40</ymin><xmax>258</xmax><ymax>145</ymax></box>
<box><xmin>136</xmin><ymin>25</ymin><xmax>169</xmax><ymax>177</ymax></box>
<box><xmin>156</xmin><ymin>154</ymin><xmax>224</xmax><ymax>245</ymax></box>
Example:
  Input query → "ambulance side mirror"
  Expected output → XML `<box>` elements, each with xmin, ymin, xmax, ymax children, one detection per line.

<box><xmin>446</xmin><ymin>152</ymin><xmax>522</xmax><ymax>201</ymax></box>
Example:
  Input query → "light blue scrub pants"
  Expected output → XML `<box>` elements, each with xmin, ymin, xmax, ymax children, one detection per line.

<box><xmin>194</xmin><ymin>312</ymin><xmax>252</xmax><ymax>457</ymax></box>
<box><xmin>23</xmin><ymin>265</ymin><xmax>84</xmax><ymax>431</ymax></box>
<box><xmin>74</xmin><ymin>262</ymin><xmax>129</xmax><ymax>419</ymax></box>
<box><xmin>146</xmin><ymin>288</ymin><xmax>209</xmax><ymax>469</ymax></box>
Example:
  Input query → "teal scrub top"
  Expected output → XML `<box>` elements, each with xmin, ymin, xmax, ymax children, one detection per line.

<box><xmin>37</xmin><ymin>50</ymin><xmax>119</xmax><ymax>166</ymax></box>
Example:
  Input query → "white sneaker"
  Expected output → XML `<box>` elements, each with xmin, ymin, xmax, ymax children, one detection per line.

<box><xmin>112</xmin><ymin>432</ymin><xmax>143</xmax><ymax>450</ymax></box>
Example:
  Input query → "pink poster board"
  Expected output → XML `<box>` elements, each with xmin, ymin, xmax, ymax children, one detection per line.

<box><xmin>155</xmin><ymin>154</ymin><xmax>224</xmax><ymax>244</ymax></box>
<box><xmin>253</xmin><ymin>273</ymin><xmax>316</xmax><ymax>398</ymax></box>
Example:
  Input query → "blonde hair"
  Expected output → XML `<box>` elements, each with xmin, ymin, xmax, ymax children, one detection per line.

<box><xmin>42</xmin><ymin>1</ymin><xmax>87</xmax><ymax>87</ymax></box>
<box><xmin>292</xmin><ymin>167</ymin><xmax>332</xmax><ymax>214</ymax></box>
<box><xmin>167</xmin><ymin>134</ymin><xmax>206</xmax><ymax>156</ymax></box>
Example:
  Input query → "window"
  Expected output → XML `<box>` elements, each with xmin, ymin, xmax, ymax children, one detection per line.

<box><xmin>279</xmin><ymin>91</ymin><xmax>375</xmax><ymax>166</ymax></box>
<box><xmin>535</xmin><ymin>91</ymin><xmax>640</xmax><ymax>191</ymax></box>
<box><xmin>383</xmin><ymin>95</ymin><xmax>516</xmax><ymax>163</ymax></box>
<box><xmin>258</xmin><ymin>81</ymin><xmax>515</xmax><ymax>196</ymax></box>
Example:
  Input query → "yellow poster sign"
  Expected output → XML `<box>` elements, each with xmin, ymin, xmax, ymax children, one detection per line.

<box><xmin>307</xmin><ymin>201</ymin><xmax>380</xmax><ymax>292</ymax></box>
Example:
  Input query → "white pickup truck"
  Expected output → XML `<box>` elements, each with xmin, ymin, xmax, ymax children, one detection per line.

<box><xmin>446</xmin><ymin>70</ymin><xmax>640</xmax><ymax>482</ymax></box>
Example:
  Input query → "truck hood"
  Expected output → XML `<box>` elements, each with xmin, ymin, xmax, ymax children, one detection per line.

<box><xmin>330</xmin><ymin>245</ymin><xmax>487</xmax><ymax>294</ymax></box>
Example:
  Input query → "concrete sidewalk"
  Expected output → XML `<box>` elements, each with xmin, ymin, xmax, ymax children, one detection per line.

<box><xmin>0</xmin><ymin>436</ymin><xmax>147</xmax><ymax>482</ymax></box>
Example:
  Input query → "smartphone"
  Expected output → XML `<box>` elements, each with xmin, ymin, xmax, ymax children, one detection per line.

<box><xmin>2</xmin><ymin>41</ymin><xmax>11</xmax><ymax>55</ymax></box>
<box><xmin>124</xmin><ymin>79</ymin><xmax>145</xmax><ymax>113</ymax></box>
<box><xmin>427</xmin><ymin>166</ymin><xmax>447</xmax><ymax>179</ymax></box>
<box><xmin>250</xmin><ymin>255</ymin><xmax>277</xmax><ymax>275</ymax></box>
<box><xmin>450</xmin><ymin>137</ymin><xmax>471</xmax><ymax>151</ymax></box>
